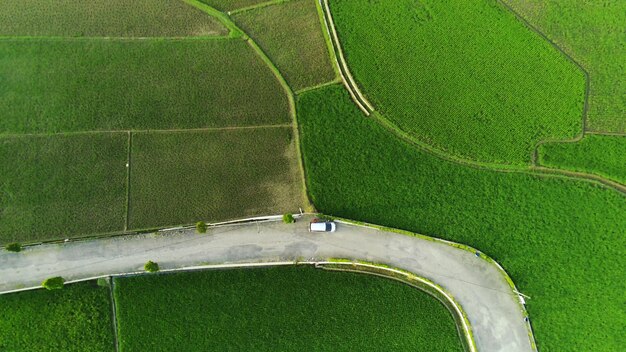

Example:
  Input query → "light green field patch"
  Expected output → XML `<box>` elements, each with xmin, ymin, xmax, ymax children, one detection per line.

<box><xmin>0</xmin><ymin>39</ymin><xmax>290</xmax><ymax>134</ymax></box>
<box><xmin>330</xmin><ymin>0</ymin><xmax>585</xmax><ymax>166</ymax></box>
<box><xmin>128</xmin><ymin>127</ymin><xmax>304</xmax><ymax>229</ymax></box>
<box><xmin>538</xmin><ymin>135</ymin><xmax>626</xmax><ymax>185</ymax></box>
<box><xmin>503</xmin><ymin>0</ymin><xmax>626</xmax><ymax>133</ymax></box>
<box><xmin>233</xmin><ymin>0</ymin><xmax>336</xmax><ymax>90</ymax></box>
<box><xmin>0</xmin><ymin>0</ymin><xmax>228</xmax><ymax>37</ymax></box>
<box><xmin>0</xmin><ymin>133</ymin><xmax>128</xmax><ymax>244</ymax></box>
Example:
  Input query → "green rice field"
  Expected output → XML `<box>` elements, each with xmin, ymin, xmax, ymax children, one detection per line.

<box><xmin>330</xmin><ymin>0</ymin><xmax>585</xmax><ymax>166</ymax></box>
<box><xmin>0</xmin><ymin>281</ymin><xmax>114</xmax><ymax>352</ymax></box>
<box><xmin>297</xmin><ymin>85</ymin><xmax>626</xmax><ymax>351</ymax></box>
<box><xmin>233</xmin><ymin>0</ymin><xmax>336</xmax><ymax>90</ymax></box>
<box><xmin>0</xmin><ymin>0</ymin><xmax>227</xmax><ymax>37</ymax></box>
<box><xmin>0</xmin><ymin>39</ymin><xmax>289</xmax><ymax>134</ymax></box>
<box><xmin>503</xmin><ymin>0</ymin><xmax>626</xmax><ymax>133</ymax></box>
<box><xmin>128</xmin><ymin>128</ymin><xmax>304</xmax><ymax>229</ymax></box>
<box><xmin>0</xmin><ymin>133</ymin><xmax>128</xmax><ymax>244</ymax></box>
<box><xmin>538</xmin><ymin>135</ymin><xmax>626</xmax><ymax>185</ymax></box>
<box><xmin>114</xmin><ymin>266</ymin><xmax>462</xmax><ymax>351</ymax></box>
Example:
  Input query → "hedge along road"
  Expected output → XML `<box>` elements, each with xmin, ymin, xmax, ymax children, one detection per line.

<box><xmin>0</xmin><ymin>216</ymin><xmax>533</xmax><ymax>352</ymax></box>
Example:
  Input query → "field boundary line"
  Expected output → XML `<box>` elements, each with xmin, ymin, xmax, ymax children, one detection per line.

<box><xmin>314</xmin><ymin>0</ymin><xmax>342</xmax><ymax>82</ymax></box>
<box><xmin>585</xmin><ymin>131</ymin><xmax>626</xmax><ymax>137</ymax></box>
<box><xmin>0</xmin><ymin>35</ymin><xmax>231</xmax><ymax>41</ymax></box>
<box><xmin>0</xmin><ymin>124</ymin><xmax>294</xmax><ymax>139</ymax></box>
<box><xmin>296</xmin><ymin>79</ymin><xmax>342</xmax><ymax>95</ymax></box>
<box><xmin>181</xmin><ymin>0</ymin><xmax>244</xmax><ymax>38</ymax></box>
<box><xmin>124</xmin><ymin>132</ymin><xmax>132</xmax><ymax>231</ymax></box>
<box><xmin>320</xmin><ymin>0</ymin><xmax>373</xmax><ymax>116</ymax></box>
<box><xmin>108</xmin><ymin>277</ymin><xmax>120</xmax><ymax>352</ymax></box>
<box><xmin>228</xmin><ymin>0</ymin><xmax>295</xmax><ymax>15</ymax></box>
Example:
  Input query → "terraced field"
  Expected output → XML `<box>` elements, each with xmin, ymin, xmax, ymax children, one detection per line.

<box><xmin>297</xmin><ymin>85</ymin><xmax>626</xmax><ymax>351</ymax></box>
<box><xmin>329</xmin><ymin>0</ymin><xmax>585</xmax><ymax>166</ymax></box>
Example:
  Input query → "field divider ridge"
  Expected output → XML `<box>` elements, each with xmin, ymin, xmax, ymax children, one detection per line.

<box><xmin>124</xmin><ymin>131</ymin><xmax>132</xmax><ymax>231</ymax></box>
<box><xmin>108</xmin><ymin>277</ymin><xmax>120</xmax><ymax>352</ymax></box>
<box><xmin>228</xmin><ymin>0</ymin><xmax>296</xmax><ymax>15</ymax></box>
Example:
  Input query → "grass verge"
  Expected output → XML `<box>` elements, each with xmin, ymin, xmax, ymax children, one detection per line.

<box><xmin>0</xmin><ymin>133</ymin><xmax>127</xmax><ymax>244</ymax></box>
<box><xmin>113</xmin><ymin>266</ymin><xmax>462</xmax><ymax>351</ymax></box>
<box><xmin>0</xmin><ymin>281</ymin><xmax>115</xmax><ymax>352</ymax></box>
<box><xmin>297</xmin><ymin>85</ymin><xmax>626</xmax><ymax>351</ymax></box>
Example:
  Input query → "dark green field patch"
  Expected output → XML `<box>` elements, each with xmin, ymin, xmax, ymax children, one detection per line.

<box><xmin>0</xmin><ymin>133</ymin><xmax>127</xmax><ymax>244</ymax></box>
<box><xmin>128</xmin><ymin>127</ymin><xmax>304</xmax><ymax>229</ymax></box>
<box><xmin>0</xmin><ymin>281</ymin><xmax>114</xmax><ymax>352</ymax></box>
<box><xmin>330</xmin><ymin>0</ymin><xmax>585</xmax><ymax>165</ymax></box>
<box><xmin>0</xmin><ymin>0</ymin><xmax>227</xmax><ymax>37</ymax></box>
<box><xmin>0</xmin><ymin>39</ymin><xmax>289</xmax><ymax>134</ymax></box>
<box><xmin>538</xmin><ymin>135</ymin><xmax>626</xmax><ymax>185</ymax></box>
<box><xmin>297</xmin><ymin>85</ymin><xmax>626</xmax><ymax>351</ymax></box>
<box><xmin>233</xmin><ymin>0</ymin><xmax>336</xmax><ymax>90</ymax></box>
<box><xmin>114</xmin><ymin>266</ymin><xmax>462</xmax><ymax>351</ymax></box>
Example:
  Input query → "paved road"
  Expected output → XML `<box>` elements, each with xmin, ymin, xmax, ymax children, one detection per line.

<box><xmin>0</xmin><ymin>217</ymin><xmax>533</xmax><ymax>352</ymax></box>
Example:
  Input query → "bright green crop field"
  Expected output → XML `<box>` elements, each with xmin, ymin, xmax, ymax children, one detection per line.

<box><xmin>233</xmin><ymin>0</ymin><xmax>336</xmax><ymax>91</ymax></box>
<box><xmin>0</xmin><ymin>281</ymin><xmax>115</xmax><ymax>352</ymax></box>
<box><xmin>503</xmin><ymin>0</ymin><xmax>626</xmax><ymax>133</ymax></box>
<box><xmin>538</xmin><ymin>135</ymin><xmax>626</xmax><ymax>185</ymax></box>
<box><xmin>0</xmin><ymin>39</ymin><xmax>289</xmax><ymax>134</ymax></box>
<box><xmin>0</xmin><ymin>133</ymin><xmax>128</xmax><ymax>244</ymax></box>
<box><xmin>0</xmin><ymin>0</ymin><xmax>227</xmax><ymax>37</ymax></box>
<box><xmin>330</xmin><ymin>0</ymin><xmax>585</xmax><ymax>166</ymax></box>
<box><xmin>298</xmin><ymin>85</ymin><xmax>626</xmax><ymax>351</ymax></box>
<box><xmin>128</xmin><ymin>127</ymin><xmax>304</xmax><ymax>229</ymax></box>
<box><xmin>114</xmin><ymin>266</ymin><xmax>462</xmax><ymax>351</ymax></box>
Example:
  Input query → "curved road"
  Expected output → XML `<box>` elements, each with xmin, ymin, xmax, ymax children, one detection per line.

<box><xmin>0</xmin><ymin>216</ymin><xmax>533</xmax><ymax>352</ymax></box>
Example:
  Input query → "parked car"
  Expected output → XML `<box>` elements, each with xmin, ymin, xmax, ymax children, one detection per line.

<box><xmin>309</xmin><ymin>220</ymin><xmax>336</xmax><ymax>232</ymax></box>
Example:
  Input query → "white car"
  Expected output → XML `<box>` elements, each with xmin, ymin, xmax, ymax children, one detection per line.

<box><xmin>309</xmin><ymin>220</ymin><xmax>336</xmax><ymax>232</ymax></box>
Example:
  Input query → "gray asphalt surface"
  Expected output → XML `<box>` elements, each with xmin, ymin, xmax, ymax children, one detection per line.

<box><xmin>0</xmin><ymin>216</ymin><xmax>533</xmax><ymax>352</ymax></box>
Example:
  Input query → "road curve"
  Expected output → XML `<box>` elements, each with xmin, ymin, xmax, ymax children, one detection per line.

<box><xmin>0</xmin><ymin>216</ymin><xmax>533</xmax><ymax>352</ymax></box>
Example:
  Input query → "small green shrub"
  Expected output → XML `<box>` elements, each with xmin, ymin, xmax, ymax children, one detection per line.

<box><xmin>196</xmin><ymin>221</ymin><xmax>207</xmax><ymax>234</ymax></box>
<box><xmin>5</xmin><ymin>242</ymin><xmax>22</xmax><ymax>252</ymax></box>
<box><xmin>42</xmin><ymin>277</ymin><xmax>65</xmax><ymax>290</ymax></box>
<box><xmin>96</xmin><ymin>277</ymin><xmax>110</xmax><ymax>288</ymax></box>
<box><xmin>144</xmin><ymin>261</ymin><xmax>160</xmax><ymax>273</ymax></box>
<box><xmin>282</xmin><ymin>213</ymin><xmax>295</xmax><ymax>224</ymax></box>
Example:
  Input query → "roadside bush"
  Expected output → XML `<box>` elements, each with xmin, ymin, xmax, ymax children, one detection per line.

<box><xmin>42</xmin><ymin>277</ymin><xmax>65</xmax><ymax>290</ymax></box>
<box><xmin>5</xmin><ymin>242</ymin><xmax>22</xmax><ymax>252</ymax></box>
<box><xmin>144</xmin><ymin>261</ymin><xmax>160</xmax><ymax>273</ymax></box>
<box><xmin>96</xmin><ymin>277</ymin><xmax>110</xmax><ymax>288</ymax></box>
<box><xmin>282</xmin><ymin>213</ymin><xmax>295</xmax><ymax>224</ymax></box>
<box><xmin>196</xmin><ymin>221</ymin><xmax>207</xmax><ymax>234</ymax></box>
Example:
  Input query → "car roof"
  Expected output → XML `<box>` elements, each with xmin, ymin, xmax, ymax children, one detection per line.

<box><xmin>310</xmin><ymin>222</ymin><xmax>329</xmax><ymax>231</ymax></box>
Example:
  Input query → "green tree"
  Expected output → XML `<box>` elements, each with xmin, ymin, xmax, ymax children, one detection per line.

<box><xmin>144</xmin><ymin>260</ymin><xmax>160</xmax><ymax>273</ymax></box>
<box><xmin>196</xmin><ymin>221</ymin><xmax>207</xmax><ymax>234</ymax></box>
<box><xmin>5</xmin><ymin>242</ymin><xmax>22</xmax><ymax>252</ymax></box>
<box><xmin>42</xmin><ymin>277</ymin><xmax>65</xmax><ymax>290</ymax></box>
<box><xmin>282</xmin><ymin>213</ymin><xmax>295</xmax><ymax>224</ymax></box>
